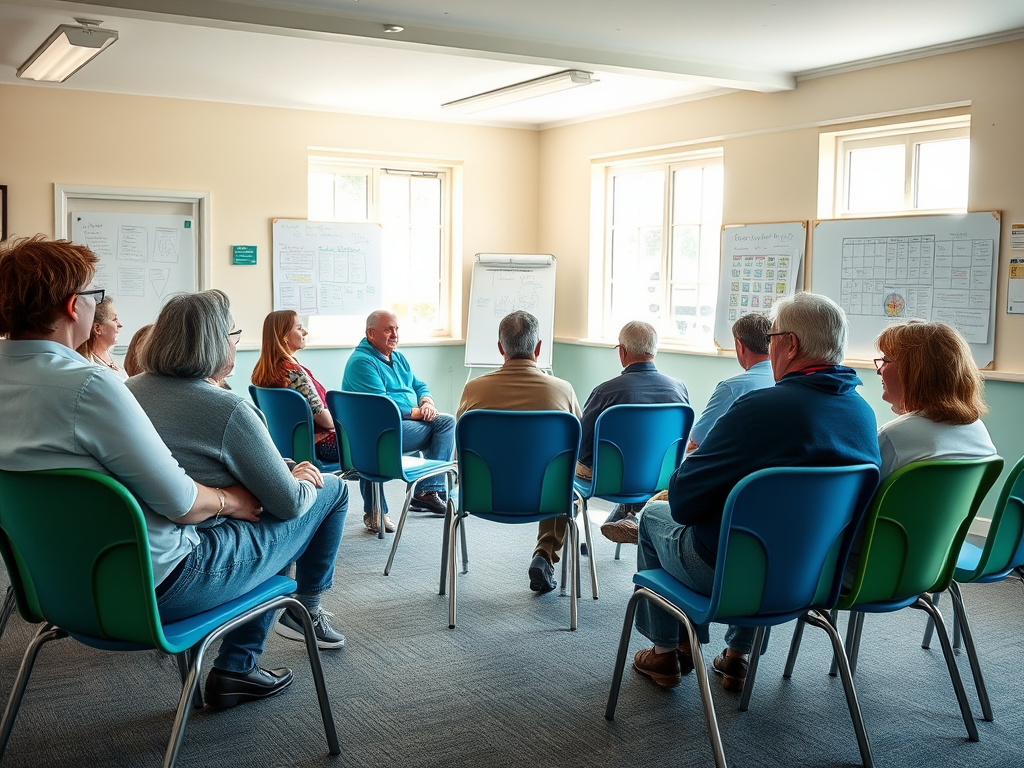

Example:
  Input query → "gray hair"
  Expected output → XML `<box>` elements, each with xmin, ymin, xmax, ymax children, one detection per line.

<box><xmin>771</xmin><ymin>292</ymin><xmax>847</xmax><ymax>364</ymax></box>
<box><xmin>618</xmin><ymin>321</ymin><xmax>658</xmax><ymax>358</ymax></box>
<box><xmin>732</xmin><ymin>313</ymin><xmax>771</xmax><ymax>355</ymax></box>
<box><xmin>498</xmin><ymin>311</ymin><xmax>540</xmax><ymax>359</ymax></box>
<box><xmin>142</xmin><ymin>289</ymin><xmax>234</xmax><ymax>378</ymax></box>
<box><xmin>366</xmin><ymin>309</ymin><xmax>394</xmax><ymax>330</ymax></box>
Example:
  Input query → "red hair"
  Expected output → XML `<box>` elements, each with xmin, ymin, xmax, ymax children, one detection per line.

<box><xmin>251</xmin><ymin>310</ymin><xmax>298</xmax><ymax>387</ymax></box>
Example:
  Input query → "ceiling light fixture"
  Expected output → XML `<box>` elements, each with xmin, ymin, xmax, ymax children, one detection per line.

<box><xmin>16</xmin><ymin>18</ymin><xmax>119</xmax><ymax>83</ymax></box>
<box><xmin>383</xmin><ymin>25</ymin><xmax>404</xmax><ymax>33</ymax></box>
<box><xmin>442</xmin><ymin>70</ymin><xmax>597</xmax><ymax>114</ymax></box>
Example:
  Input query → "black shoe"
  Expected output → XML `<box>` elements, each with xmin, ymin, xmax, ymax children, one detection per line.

<box><xmin>410</xmin><ymin>491</ymin><xmax>447</xmax><ymax>515</ymax></box>
<box><xmin>528</xmin><ymin>554</ymin><xmax>557</xmax><ymax>593</ymax></box>
<box><xmin>204</xmin><ymin>665</ymin><xmax>294</xmax><ymax>709</ymax></box>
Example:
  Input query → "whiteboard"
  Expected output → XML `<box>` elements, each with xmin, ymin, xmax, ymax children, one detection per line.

<box><xmin>810</xmin><ymin>212</ymin><xmax>1000</xmax><ymax>367</ymax></box>
<box><xmin>465</xmin><ymin>254</ymin><xmax>556</xmax><ymax>368</ymax></box>
<box><xmin>714</xmin><ymin>222</ymin><xmax>807</xmax><ymax>350</ymax></box>
<box><xmin>272</xmin><ymin>219</ymin><xmax>382</xmax><ymax>316</ymax></box>
<box><xmin>70</xmin><ymin>210</ymin><xmax>198</xmax><ymax>346</ymax></box>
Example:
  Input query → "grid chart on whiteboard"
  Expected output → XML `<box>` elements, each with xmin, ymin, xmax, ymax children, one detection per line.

<box><xmin>839</xmin><ymin>234</ymin><xmax>994</xmax><ymax>343</ymax></box>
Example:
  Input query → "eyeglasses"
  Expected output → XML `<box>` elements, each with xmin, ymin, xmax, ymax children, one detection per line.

<box><xmin>228</xmin><ymin>329</ymin><xmax>242</xmax><ymax>344</ymax></box>
<box><xmin>765</xmin><ymin>330</ymin><xmax>794</xmax><ymax>341</ymax></box>
<box><xmin>77</xmin><ymin>289</ymin><xmax>105</xmax><ymax>304</ymax></box>
<box><xmin>873</xmin><ymin>357</ymin><xmax>892</xmax><ymax>371</ymax></box>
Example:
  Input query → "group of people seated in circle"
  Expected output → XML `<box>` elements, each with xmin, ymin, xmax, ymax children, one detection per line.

<box><xmin>0</xmin><ymin>234</ymin><xmax>995</xmax><ymax>711</ymax></box>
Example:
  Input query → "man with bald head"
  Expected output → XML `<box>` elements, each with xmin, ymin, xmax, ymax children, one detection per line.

<box><xmin>342</xmin><ymin>310</ymin><xmax>455</xmax><ymax>532</ymax></box>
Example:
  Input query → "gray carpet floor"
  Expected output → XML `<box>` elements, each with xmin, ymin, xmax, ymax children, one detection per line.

<box><xmin>0</xmin><ymin>480</ymin><xmax>1021</xmax><ymax>768</ymax></box>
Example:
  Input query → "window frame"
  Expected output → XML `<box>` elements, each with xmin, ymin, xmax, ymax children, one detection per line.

<box><xmin>306</xmin><ymin>155</ymin><xmax>456</xmax><ymax>342</ymax></box>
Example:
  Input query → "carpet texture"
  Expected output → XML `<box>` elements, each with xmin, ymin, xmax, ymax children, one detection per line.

<box><xmin>0</xmin><ymin>481</ymin><xmax>1021</xmax><ymax>768</ymax></box>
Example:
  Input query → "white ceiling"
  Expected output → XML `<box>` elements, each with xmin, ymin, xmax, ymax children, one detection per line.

<box><xmin>1</xmin><ymin>0</ymin><xmax>1023</xmax><ymax>129</ymax></box>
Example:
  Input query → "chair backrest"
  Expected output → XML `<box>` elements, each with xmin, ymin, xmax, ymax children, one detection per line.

<box><xmin>249</xmin><ymin>385</ymin><xmax>317</xmax><ymax>465</ymax></box>
<box><xmin>325</xmin><ymin>390</ymin><xmax>405</xmax><ymax>481</ymax></box>
<box><xmin>456</xmin><ymin>410</ymin><xmax>581</xmax><ymax>523</ymax></box>
<box><xmin>708</xmin><ymin>465</ymin><xmax>880</xmax><ymax>623</ymax></box>
<box><xmin>958</xmin><ymin>453</ymin><xmax>1024</xmax><ymax>581</ymax></box>
<box><xmin>589</xmin><ymin>403</ymin><xmax>695</xmax><ymax>500</ymax></box>
<box><xmin>841</xmin><ymin>456</ymin><xmax>1004</xmax><ymax>608</ymax></box>
<box><xmin>0</xmin><ymin>469</ymin><xmax>167</xmax><ymax>649</ymax></box>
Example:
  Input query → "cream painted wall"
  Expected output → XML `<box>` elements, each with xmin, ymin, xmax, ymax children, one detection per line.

<box><xmin>0</xmin><ymin>83</ymin><xmax>539</xmax><ymax>339</ymax></box>
<box><xmin>539</xmin><ymin>38</ymin><xmax>1024</xmax><ymax>372</ymax></box>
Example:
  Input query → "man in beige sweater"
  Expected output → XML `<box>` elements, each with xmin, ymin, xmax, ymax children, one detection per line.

<box><xmin>457</xmin><ymin>310</ymin><xmax>581</xmax><ymax>593</ymax></box>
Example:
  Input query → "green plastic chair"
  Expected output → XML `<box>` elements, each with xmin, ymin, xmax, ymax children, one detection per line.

<box><xmin>782</xmin><ymin>457</ymin><xmax>1003</xmax><ymax>743</ymax></box>
<box><xmin>0</xmin><ymin>468</ymin><xmax>340</xmax><ymax>768</ymax></box>
<box><xmin>920</xmin><ymin>453</ymin><xmax>1024</xmax><ymax>722</ymax></box>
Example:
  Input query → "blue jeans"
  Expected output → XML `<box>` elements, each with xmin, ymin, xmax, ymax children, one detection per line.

<box><xmin>635</xmin><ymin>501</ymin><xmax>755</xmax><ymax>654</ymax></box>
<box><xmin>158</xmin><ymin>475</ymin><xmax>349</xmax><ymax>673</ymax></box>
<box><xmin>359</xmin><ymin>413</ymin><xmax>455</xmax><ymax>514</ymax></box>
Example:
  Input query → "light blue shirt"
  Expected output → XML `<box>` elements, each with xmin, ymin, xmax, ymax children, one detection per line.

<box><xmin>689</xmin><ymin>359</ymin><xmax>775</xmax><ymax>446</ymax></box>
<box><xmin>0</xmin><ymin>340</ymin><xmax>198</xmax><ymax>584</ymax></box>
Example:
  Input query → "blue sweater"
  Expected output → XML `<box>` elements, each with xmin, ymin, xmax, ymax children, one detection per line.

<box><xmin>341</xmin><ymin>338</ymin><xmax>431</xmax><ymax>419</ymax></box>
<box><xmin>668</xmin><ymin>365</ymin><xmax>881</xmax><ymax>566</ymax></box>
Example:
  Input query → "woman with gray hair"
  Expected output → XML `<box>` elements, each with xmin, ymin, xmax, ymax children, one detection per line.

<box><xmin>126</xmin><ymin>289</ymin><xmax>350</xmax><ymax>709</ymax></box>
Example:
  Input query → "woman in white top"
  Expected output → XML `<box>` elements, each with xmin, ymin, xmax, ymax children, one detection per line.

<box><xmin>874</xmin><ymin>320</ymin><xmax>995</xmax><ymax>479</ymax></box>
<box><xmin>77</xmin><ymin>296</ymin><xmax>128</xmax><ymax>381</ymax></box>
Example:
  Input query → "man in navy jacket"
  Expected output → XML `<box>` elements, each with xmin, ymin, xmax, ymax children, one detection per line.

<box><xmin>631</xmin><ymin>292</ymin><xmax>881</xmax><ymax>693</ymax></box>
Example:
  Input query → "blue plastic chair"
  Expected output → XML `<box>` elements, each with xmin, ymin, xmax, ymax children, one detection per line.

<box><xmin>920</xmin><ymin>453</ymin><xmax>1024</xmax><ymax>722</ymax></box>
<box><xmin>605</xmin><ymin>465</ymin><xmax>880</xmax><ymax>768</ymax></box>
<box><xmin>248</xmin><ymin>385</ymin><xmax>341</xmax><ymax>473</ymax></box>
<box><xmin>574</xmin><ymin>403</ymin><xmax>695</xmax><ymax>584</ymax></box>
<box><xmin>325</xmin><ymin>390</ymin><xmax>460</xmax><ymax>587</ymax></box>
<box><xmin>450</xmin><ymin>410</ymin><xmax>583</xmax><ymax>630</ymax></box>
<box><xmin>0</xmin><ymin>468</ymin><xmax>339</xmax><ymax>768</ymax></box>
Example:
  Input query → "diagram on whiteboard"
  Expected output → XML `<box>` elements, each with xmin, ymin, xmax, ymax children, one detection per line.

<box><xmin>838</xmin><ymin>234</ymin><xmax>993</xmax><ymax>343</ymax></box>
<box><xmin>479</xmin><ymin>270</ymin><xmax>544</xmax><ymax>317</ymax></box>
<box><xmin>724</xmin><ymin>252</ymin><xmax>796</xmax><ymax>322</ymax></box>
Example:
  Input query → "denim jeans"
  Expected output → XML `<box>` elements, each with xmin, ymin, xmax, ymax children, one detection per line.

<box><xmin>635</xmin><ymin>501</ymin><xmax>755</xmax><ymax>654</ymax></box>
<box><xmin>157</xmin><ymin>474</ymin><xmax>349</xmax><ymax>673</ymax></box>
<box><xmin>359</xmin><ymin>413</ymin><xmax>455</xmax><ymax>514</ymax></box>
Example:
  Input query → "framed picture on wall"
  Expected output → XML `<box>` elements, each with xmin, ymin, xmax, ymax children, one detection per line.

<box><xmin>0</xmin><ymin>185</ymin><xmax>6</xmax><ymax>242</ymax></box>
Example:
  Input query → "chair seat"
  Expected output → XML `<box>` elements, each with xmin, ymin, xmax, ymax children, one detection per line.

<box><xmin>72</xmin><ymin>576</ymin><xmax>297</xmax><ymax>654</ymax></box>
<box><xmin>634</xmin><ymin>568</ymin><xmax>712</xmax><ymax>621</ymax></box>
<box><xmin>951</xmin><ymin>540</ymin><xmax>1015</xmax><ymax>583</ymax></box>
<box><xmin>840</xmin><ymin>594</ymin><xmax>921</xmax><ymax>614</ymax></box>
<box><xmin>469</xmin><ymin>509</ymin><xmax>574</xmax><ymax>525</ymax></box>
<box><xmin>355</xmin><ymin>457</ymin><xmax>455</xmax><ymax>485</ymax></box>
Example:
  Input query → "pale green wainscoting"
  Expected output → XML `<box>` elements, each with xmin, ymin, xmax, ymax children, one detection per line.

<box><xmin>233</xmin><ymin>341</ymin><xmax>1024</xmax><ymax>519</ymax></box>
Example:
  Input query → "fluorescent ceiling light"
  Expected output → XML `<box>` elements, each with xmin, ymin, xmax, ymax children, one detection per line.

<box><xmin>17</xmin><ymin>19</ymin><xmax>118</xmax><ymax>83</ymax></box>
<box><xmin>442</xmin><ymin>70</ymin><xmax>597</xmax><ymax>113</ymax></box>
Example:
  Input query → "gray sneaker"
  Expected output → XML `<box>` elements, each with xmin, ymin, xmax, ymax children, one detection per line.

<box><xmin>276</xmin><ymin>608</ymin><xmax>346</xmax><ymax>649</ymax></box>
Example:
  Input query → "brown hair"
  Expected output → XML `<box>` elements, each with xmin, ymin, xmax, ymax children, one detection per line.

<box><xmin>251</xmin><ymin>310</ymin><xmax>298</xmax><ymax>387</ymax></box>
<box><xmin>877</xmin><ymin>321</ymin><xmax>986</xmax><ymax>425</ymax></box>
<box><xmin>123</xmin><ymin>323</ymin><xmax>153</xmax><ymax>377</ymax></box>
<box><xmin>76</xmin><ymin>296</ymin><xmax>116</xmax><ymax>357</ymax></box>
<box><xmin>0</xmin><ymin>236</ymin><xmax>98</xmax><ymax>337</ymax></box>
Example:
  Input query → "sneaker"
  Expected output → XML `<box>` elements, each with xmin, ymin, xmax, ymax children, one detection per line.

<box><xmin>382</xmin><ymin>514</ymin><xmax>396</xmax><ymax>533</ymax></box>
<box><xmin>601</xmin><ymin>515</ymin><xmax>639</xmax><ymax>545</ymax></box>
<box><xmin>276</xmin><ymin>608</ymin><xmax>346</xmax><ymax>649</ymax></box>
<box><xmin>712</xmin><ymin>650</ymin><xmax>748</xmax><ymax>692</ymax></box>
<box><xmin>633</xmin><ymin>647</ymin><xmax>682</xmax><ymax>688</ymax></box>
<box><xmin>363</xmin><ymin>512</ymin><xmax>380</xmax><ymax>533</ymax></box>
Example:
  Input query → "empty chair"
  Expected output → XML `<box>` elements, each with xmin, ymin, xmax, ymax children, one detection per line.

<box><xmin>0</xmin><ymin>468</ymin><xmax>339</xmax><ymax>768</ymax></box>
<box><xmin>783</xmin><ymin>457</ymin><xmax>1003</xmax><ymax>743</ymax></box>
<box><xmin>450</xmin><ymin>410</ymin><xmax>583</xmax><ymax>630</ymax></box>
<box><xmin>249</xmin><ymin>385</ymin><xmax>341</xmax><ymax>473</ymax></box>
<box><xmin>606</xmin><ymin>465</ymin><xmax>880</xmax><ymax>768</ymax></box>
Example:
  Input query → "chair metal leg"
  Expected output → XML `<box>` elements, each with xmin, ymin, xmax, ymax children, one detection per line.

<box><xmin>949</xmin><ymin>581</ymin><xmax>994</xmax><ymax>721</ymax></box>
<box><xmin>830</xmin><ymin>610</ymin><xmax>861</xmax><ymax>677</ymax></box>
<box><xmin>783</xmin><ymin>615</ymin><xmax>807</xmax><ymax>679</ymax></box>
<box><xmin>384</xmin><ymin>481</ymin><xmax>419</xmax><ymax>575</ymax></box>
<box><xmin>0</xmin><ymin>624</ymin><xmax>66</xmax><ymax>762</ymax></box>
<box><xmin>568</xmin><ymin>520</ymin><xmax>578</xmax><ymax>631</ymax></box>
<box><xmin>0</xmin><ymin>586</ymin><xmax>16</xmax><ymax>642</ymax></box>
<box><xmin>559</xmin><ymin>537</ymin><xmax>568</xmax><ymax>597</ymax></box>
<box><xmin>684</xmin><ymin>616</ymin><xmax>729</xmax><ymax>768</ymax></box>
<box><xmin>175</xmin><ymin>650</ymin><xmax>203</xmax><ymax>710</ymax></box>
<box><xmin>605</xmin><ymin>589</ymin><xmax>644</xmax><ymax>720</ymax></box>
<box><xmin>577</xmin><ymin>498</ymin><xmax>600</xmax><ymax>600</ymax></box>
<box><xmin>459</xmin><ymin>512</ymin><xmax>469</xmax><ymax>575</ymax></box>
<box><xmin>439</xmin><ymin>492</ymin><xmax>453</xmax><ymax>596</ymax></box>
<box><xmin>614</xmin><ymin>542</ymin><xmax>622</xmax><ymax>560</ymax></box>
<box><xmin>922</xmin><ymin>590</ymin><xmax>940</xmax><ymax>649</ymax></box>
<box><xmin>909</xmin><ymin>596</ymin><xmax>979</xmax><ymax>741</ymax></box>
<box><xmin>738</xmin><ymin>626</ymin><xmax>766</xmax><ymax>712</ymax></box>
<box><xmin>848</xmin><ymin>611</ymin><xmax>866</xmax><ymax>677</ymax></box>
<box><xmin>804</xmin><ymin>609</ymin><xmax>875</xmax><ymax>768</ymax></box>
<box><xmin>448</xmin><ymin>515</ymin><xmax>462</xmax><ymax>628</ymax></box>
<box><xmin>281</xmin><ymin>597</ymin><xmax>340</xmax><ymax>756</ymax></box>
<box><xmin>372</xmin><ymin>483</ymin><xmax>386</xmax><ymax>540</ymax></box>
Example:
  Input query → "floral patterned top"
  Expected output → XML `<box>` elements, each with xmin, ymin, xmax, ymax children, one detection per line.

<box><xmin>284</xmin><ymin>362</ymin><xmax>335</xmax><ymax>445</ymax></box>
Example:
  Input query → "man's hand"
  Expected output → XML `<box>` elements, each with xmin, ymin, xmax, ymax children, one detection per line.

<box><xmin>222</xmin><ymin>485</ymin><xmax>263</xmax><ymax>523</ymax></box>
<box><xmin>417</xmin><ymin>400</ymin><xmax>438</xmax><ymax>421</ymax></box>
<box><xmin>292</xmin><ymin>461</ymin><xmax>324</xmax><ymax>488</ymax></box>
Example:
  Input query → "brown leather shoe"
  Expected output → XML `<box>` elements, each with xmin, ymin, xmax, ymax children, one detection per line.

<box><xmin>677</xmin><ymin>637</ymin><xmax>694</xmax><ymax>676</ymax></box>
<box><xmin>633</xmin><ymin>647</ymin><xmax>682</xmax><ymax>688</ymax></box>
<box><xmin>411</xmin><ymin>490</ymin><xmax>447</xmax><ymax>515</ymax></box>
<box><xmin>600</xmin><ymin>516</ymin><xmax>638</xmax><ymax>545</ymax></box>
<box><xmin>712</xmin><ymin>650</ymin><xmax>748</xmax><ymax>692</ymax></box>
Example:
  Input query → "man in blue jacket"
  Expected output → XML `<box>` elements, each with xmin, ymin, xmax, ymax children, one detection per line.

<box><xmin>342</xmin><ymin>310</ymin><xmax>454</xmax><ymax>531</ymax></box>
<box><xmin>630</xmin><ymin>292</ymin><xmax>880</xmax><ymax>694</ymax></box>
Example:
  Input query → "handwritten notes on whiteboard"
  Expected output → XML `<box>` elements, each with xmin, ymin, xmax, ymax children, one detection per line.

<box><xmin>272</xmin><ymin>220</ymin><xmax>382</xmax><ymax>317</ymax></box>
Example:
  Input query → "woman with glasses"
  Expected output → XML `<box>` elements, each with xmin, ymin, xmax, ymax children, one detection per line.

<box><xmin>873</xmin><ymin>320</ymin><xmax>994</xmax><ymax>479</ymax></box>
<box><xmin>125</xmin><ymin>289</ymin><xmax>351</xmax><ymax>707</ymax></box>
<box><xmin>76</xmin><ymin>295</ymin><xmax>128</xmax><ymax>381</ymax></box>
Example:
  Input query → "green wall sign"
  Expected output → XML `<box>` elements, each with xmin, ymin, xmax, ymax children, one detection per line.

<box><xmin>232</xmin><ymin>245</ymin><xmax>257</xmax><ymax>265</ymax></box>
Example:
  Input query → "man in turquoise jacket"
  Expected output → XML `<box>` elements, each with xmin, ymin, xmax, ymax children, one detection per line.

<box><xmin>342</xmin><ymin>310</ymin><xmax>455</xmax><ymax>531</ymax></box>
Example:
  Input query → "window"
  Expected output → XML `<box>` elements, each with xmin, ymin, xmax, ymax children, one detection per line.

<box><xmin>600</xmin><ymin>152</ymin><xmax>723</xmax><ymax>347</ymax></box>
<box><xmin>307</xmin><ymin>157</ymin><xmax>454</xmax><ymax>341</ymax></box>
<box><xmin>825</xmin><ymin>116</ymin><xmax>970</xmax><ymax>218</ymax></box>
